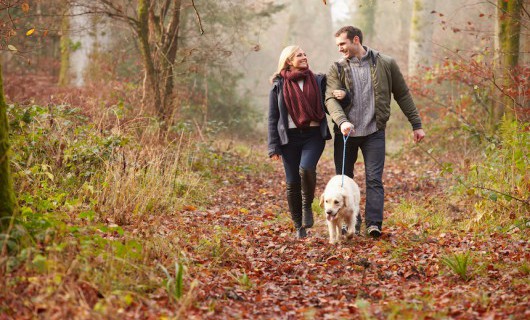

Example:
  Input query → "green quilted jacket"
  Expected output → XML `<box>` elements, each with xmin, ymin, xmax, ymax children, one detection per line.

<box><xmin>325</xmin><ymin>48</ymin><xmax>422</xmax><ymax>134</ymax></box>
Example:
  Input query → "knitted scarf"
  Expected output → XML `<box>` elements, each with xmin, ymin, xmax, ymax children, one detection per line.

<box><xmin>280</xmin><ymin>69</ymin><xmax>325</xmax><ymax>128</ymax></box>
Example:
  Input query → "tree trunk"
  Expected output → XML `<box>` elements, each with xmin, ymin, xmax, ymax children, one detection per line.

<box><xmin>408</xmin><ymin>0</ymin><xmax>436</xmax><ymax>77</ymax></box>
<box><xmin>137</xmin><ymin>0</ymin><xmax>162</xmax><ymax>118</ymax></box>
<box><xmin>136</xmin><ymin>0</ymin><xmax>182</xmax><ymax>121</ymax></box>
<box><xmin>58</xmin><ymin>8</ymin><xmax>70</xmax><ymax>87</ymax></box>
<box><xmin>399</xmin><ymin>0</ymin><xmax>412</xmax><ymax>71</ymax></box>
<box><xmin>0</xmin><ymin>63</ymin><xmax>16</xmax><ymax>231</ymax></box>
<box><xmin>355</xmin><ymin>0</ymin><xmax>377</xmax><ymax>44</ymax></box>
<box><xmin>492</xmin><ymin>0</ymin><xmax>523</xmax><ymax>123</ymax></box>
<box><xmin>284</xmin><ymin>0</ymin><xmax>335</xmax><ymax>72</ymax></box>
<box><xmin>159</xmin><ymin>0</ymin><xmax>182</xmax><ymax>121</ymax></box>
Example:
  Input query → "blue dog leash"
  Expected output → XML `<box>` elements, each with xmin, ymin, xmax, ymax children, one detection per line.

<box><xmin>341</xmin><ymin>130</ymin><xmax>352</xmax><ymax>188</ymax></box>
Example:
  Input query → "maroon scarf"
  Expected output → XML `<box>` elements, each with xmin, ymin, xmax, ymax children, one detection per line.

<box><xmin>280</xmin><ymin>69</ymin><xmax>325</xmax><ymax>128</ymax></box>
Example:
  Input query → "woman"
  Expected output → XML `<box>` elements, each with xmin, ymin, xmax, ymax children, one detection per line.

<box><xmin>267</xmin><ymin>45</ymin><xmax>331</xmax><ymax>239</ymax></box>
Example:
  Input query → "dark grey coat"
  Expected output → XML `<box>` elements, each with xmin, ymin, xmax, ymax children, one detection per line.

<box><xmin>267</xmin><ymin>74</ymin><xmax>331</xmax><ymax>157</ymax></box>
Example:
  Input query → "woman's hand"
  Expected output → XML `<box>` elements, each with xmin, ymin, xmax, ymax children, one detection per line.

<box><xmin>271</xmin><ymin>154</ymin><xmax>281</xmax><ymax>161</ymax></box>
<box><xmin>333</xmin><ymin>89</ymin><xmax>346</xmax><ymax>100</ymax></box>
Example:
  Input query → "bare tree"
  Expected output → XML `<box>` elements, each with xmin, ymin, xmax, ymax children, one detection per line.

<box><xmin>492</xmin><ymin>0</ymin><xmax>524</xmax><ymax>122</ymax></box>
<box><xmin>349</xmin><ymin>0</ymin><xmax>377</xmax><ymax>43</ymax></box>
<box><xmin>284</xmin><ymin>0</ymin><xmax>335</xmax><ymax>71</ymax></box>
<box><xmin>69</xmin><ymin>0</ymin><xmax>189</xmax><ymax>120</ymax></box>
<box><xmin>0</xmin><ymin>1</ymin><xmax>21</xmax><ymax>231</ymax></box>
<box><xmin>408</xmin><ymin>0</ymin><xmax>437</xmax><ymax>76</ymax></box>
<box><xmin>58</xmin><ymin>2</ymin><xmax>70</xmax><ymax>86</ymax></box>
<box><xmin>0</xmin><ymin>63</ymin><xmax>15</xmax><ymax>232</ymax></box>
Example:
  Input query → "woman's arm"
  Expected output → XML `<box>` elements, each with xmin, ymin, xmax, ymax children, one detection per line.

<box><xmin>267</xmin><ymin>84</ymin><xmax>282</xmax><ymax>157</ymax></box>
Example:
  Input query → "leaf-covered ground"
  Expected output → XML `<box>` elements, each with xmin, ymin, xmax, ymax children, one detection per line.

<box><xmin>2</xmin><ymin>145</ymin><xmax>529</xmax><ymax>319</ymax></box>
<box><xmin>151</xmin><ymin>148</ymin><xmax>529</xmax><ymax>318</ymax></box>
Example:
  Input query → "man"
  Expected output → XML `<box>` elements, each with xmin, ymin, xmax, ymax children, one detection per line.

<box><xmin>325</xmin><ymin>26</ymin><xmax>425</xmax><ymax>238</ymax></box>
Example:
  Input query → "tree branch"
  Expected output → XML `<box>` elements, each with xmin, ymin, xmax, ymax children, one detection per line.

<box><xmin>472</xmin><ymin>185</ymin><xmax>530</xmax><ymax>205</ymax></box>
<box><xmin>190</xmin><ymin>0</ymin><xmax>204</xmax><ymax>35</ymax></box>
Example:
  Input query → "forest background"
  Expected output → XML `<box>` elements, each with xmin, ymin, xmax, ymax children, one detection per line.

<box><xmin>0</xmin><ymin>0</ymin><xmax>529</xmax><ymax>319</ymax></box>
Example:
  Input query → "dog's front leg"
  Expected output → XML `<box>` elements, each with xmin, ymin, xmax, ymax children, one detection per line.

<box><xmin>334</xmin><ymin>224</ymin><xmax>342</xmax><ymax>243</ymax></box>
<box><xmin>345</xmin><ymin>211</ymin><xmax>357</xmax><ymax>239</ymax></box>
<box><xmin>327</xmin><ymin>221</ymin><xmax>338</xmax><ymax>244</ymax></box>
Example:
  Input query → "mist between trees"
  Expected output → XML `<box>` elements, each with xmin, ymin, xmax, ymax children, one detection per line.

<box><xmin>2</xmin><ymin>0</ymin><xmax>528</xmax><ymax>130</ymax></box>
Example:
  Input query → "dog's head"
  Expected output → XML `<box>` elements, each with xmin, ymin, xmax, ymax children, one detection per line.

<box><xmin>319</xmin><ymin>190</ymin><xmax>347</xmax><ymax>222</ymax></box>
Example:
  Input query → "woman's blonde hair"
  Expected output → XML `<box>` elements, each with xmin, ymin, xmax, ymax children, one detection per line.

<box><xmin>269</xmin><ymin>45</ymin><xmax>301</xmax><ymax>83</ymax></box>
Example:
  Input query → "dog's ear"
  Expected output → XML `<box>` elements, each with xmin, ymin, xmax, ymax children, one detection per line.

<box><xmin>342</xmin><ymin>195</ymin><xmax>349</xmax><ymax>208</ymax></box>
<box><xmin>319</xmin><ymin>193</ymin><xmax>324</xmax><ymax>207</ymax></box>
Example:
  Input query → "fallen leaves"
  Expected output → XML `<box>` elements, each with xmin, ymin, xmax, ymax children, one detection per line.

<box><xmin>3</xmin><ymin>146</ymin><xmax>529</xmax><ymax>319</ymax></box>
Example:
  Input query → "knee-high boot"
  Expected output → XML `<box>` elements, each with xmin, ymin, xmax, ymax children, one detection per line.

<box><xmin>286</xmin><ymin>183</ymin><xmax>306</xmax><ymax>238</ymax></box>
<box><xmin>300</xmin><ymin>168</ymin><xmax>317</xmax><ymax>228</ymax></box>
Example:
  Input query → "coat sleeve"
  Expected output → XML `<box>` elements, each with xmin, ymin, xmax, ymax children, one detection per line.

<box><xmin>390</xmin><ymin>58</ymin><xmax>422</xmax><ymax>130</ymax></box>
<box><xmin>339</xmin><ymin>91</ymin><xmax>351</xmax><ymax>109</ymax></box>
<box><xmin>267</xmin><ymin>84</ymin><xmax>282</xmax><ymax>157</ymax></box>
<box><xmin>325</xmin><ymin>63</ymin><xmax>349</xmax><ymax>127</ymax></box>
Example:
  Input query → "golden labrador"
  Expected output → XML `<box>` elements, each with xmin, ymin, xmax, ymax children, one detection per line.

<box><xmin>319</xmin><ymin>175</ymin><xmax>360</xmax><ymax>244</ymax></box>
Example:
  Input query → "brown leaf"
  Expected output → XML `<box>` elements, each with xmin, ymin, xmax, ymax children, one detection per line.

<box><xmin>21</xmin><ymin>3</ymin><xmax>30</xmax><ymax>13</ymax></box>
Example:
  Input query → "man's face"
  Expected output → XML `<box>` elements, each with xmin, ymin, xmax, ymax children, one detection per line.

<box><xmin>335</xmin><ymin>32</ymin><xmax>356</xmax><ymax>59</ymax></box>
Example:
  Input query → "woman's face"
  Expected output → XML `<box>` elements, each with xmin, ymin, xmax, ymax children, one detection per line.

<box><xmin>287</xmin><ymin>49</ymin><xmax>308</xmax><ymax>71</ymax></box>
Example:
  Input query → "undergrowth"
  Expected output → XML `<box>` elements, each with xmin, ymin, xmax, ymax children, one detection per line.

<box><xmin>0</xmin><ymin>102</ymin><xmax>265</xmax><ymax>317</ymax></box>
<box><xmin>389</xmin><ymin>117</ymin><xmax>529</xmax><ymax>237</ymax></box>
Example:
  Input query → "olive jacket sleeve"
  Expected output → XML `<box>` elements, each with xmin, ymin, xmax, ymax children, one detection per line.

<box><xmin>324</xmin><ymin>63</ymin><xmax>350</xmax><ymax>129</ymax></box>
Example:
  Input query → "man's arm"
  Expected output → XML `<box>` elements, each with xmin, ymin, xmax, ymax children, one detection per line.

<box><xmin>325</xmin><ymin>63</ymin><xmax>354</xmax><ymax>135</ymax></box>
<box><xmin>390</xmin><ymin>58</ymin><xmax>422</xmax><ymax>131</ymax></box>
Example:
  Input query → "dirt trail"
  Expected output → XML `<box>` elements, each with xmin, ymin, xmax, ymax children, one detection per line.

<box><xmin>176</xmin><ymin>149</ymin><xmax>529</xmax><ymax>319</ymax></box>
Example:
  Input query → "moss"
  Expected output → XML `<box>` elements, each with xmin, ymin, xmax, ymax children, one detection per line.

<box><xmin>498</xmin><ymin>0</ymin><xmax>522</xmax><ymax>68</ymax></box>
<box><xmin>58</xmin><ymin>13</ymin><xmax>70</xmax><ymax>87</ymax></box>
<box><xmin>0</xmin><ymin>63</ymin><xmax>16</xmax><ymax>230</ymax></box>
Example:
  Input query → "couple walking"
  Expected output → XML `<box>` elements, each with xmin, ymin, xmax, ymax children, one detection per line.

<box><xmin>267</xmin><ymin>26</ymin><xmax>426</xmax><ymax>239</ymax></box>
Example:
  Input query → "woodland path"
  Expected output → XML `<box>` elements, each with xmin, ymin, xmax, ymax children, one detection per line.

<box><xmin>165</xmin><ymin>146</ymin><xmax>529</xmax><ymax>319</ymax></box>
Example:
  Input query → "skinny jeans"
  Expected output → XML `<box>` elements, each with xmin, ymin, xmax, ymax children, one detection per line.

<box><xmin>334</xmin><ymin>130</ymin><xmax>385</xmax><ymax>227</ymax></box>
<box><xmin>281</xmin><ymin>127</ymin><xmax>325</xmax><ymax>184</ymax></box>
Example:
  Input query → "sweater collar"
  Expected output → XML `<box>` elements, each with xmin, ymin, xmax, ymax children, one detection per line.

<box><xmin>341</xmin><ymin>46</ymin><xmax>379</xmax><ymax>66</ymax></box>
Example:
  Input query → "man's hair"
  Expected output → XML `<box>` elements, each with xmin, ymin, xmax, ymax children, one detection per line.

<box><xmin>335</xmin><ymin>26</ymin><xmax>363</xmax><ymax>44</ymax></box>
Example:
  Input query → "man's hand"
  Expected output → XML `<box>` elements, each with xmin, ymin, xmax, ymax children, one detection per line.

<box><xmin>340</xmin><ymin>122</ymin><xmax>354</xmax><ymax>136</ymax></box>
<box><xmin>271</xmin><ymin>154</ymin><xmax>281</xmax><ymax>161</ymax></box>
<box><xmin>413</xmin><ymin>129</ymin><xmax>425</xmax><ymax>143</ymax></box>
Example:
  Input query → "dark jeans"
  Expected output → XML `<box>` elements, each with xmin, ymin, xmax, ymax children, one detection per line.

<box><xmin>281</xmin><ymin>127</ymin><xmax>325</xmax><ymax>183</ymax></box>
<box><xmin>334</xmin><ymin>130</ymin><xmax>385</xmax><ymax>227</ymax></box>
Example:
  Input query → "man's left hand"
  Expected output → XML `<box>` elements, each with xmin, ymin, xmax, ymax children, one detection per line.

<box><xmin>413</xmin><ymin>129</ymin><xmax>425</xmax><ymax>143</ymax></box>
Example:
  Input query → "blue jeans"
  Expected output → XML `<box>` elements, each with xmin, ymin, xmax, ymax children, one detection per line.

<box><xmin>281</xmin><ymin>127</ymin><xmax>325</xmax><ymax>183</ymax></box>
<box><xmin>334</xmin><ymin>130</ymin><xmax>385</xmax><ymax>227</ymax></box>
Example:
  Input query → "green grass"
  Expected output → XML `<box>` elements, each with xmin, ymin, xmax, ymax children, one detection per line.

<box><xmin>385</xmin><ymin>296</ymin><xmax>448</xmax><ymax>320</ymax></box>
<box><xmin>440</xmin><ymin>251</ymin><xmax>474</xmax><ymax>281</ymax></box>
<box><xmin>387</xmin><ymin>200</ymin><xmax>452</xmax><ymax>232</ymax></box>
